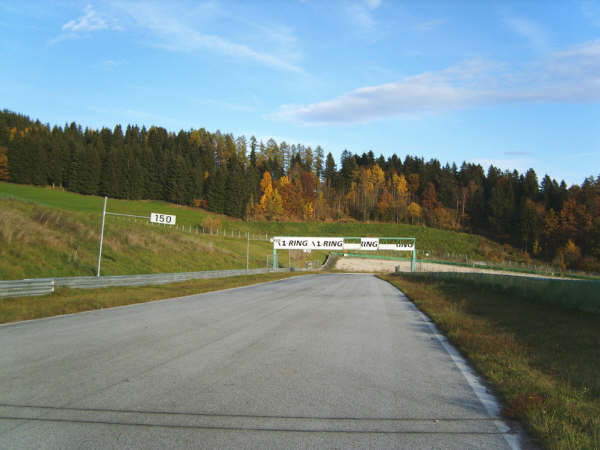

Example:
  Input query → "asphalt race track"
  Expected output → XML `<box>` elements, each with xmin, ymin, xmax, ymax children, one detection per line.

<box><xmin>0</xmin><ymin>274</ymin><xmax>519</xmax><ymax>449</ymax></box>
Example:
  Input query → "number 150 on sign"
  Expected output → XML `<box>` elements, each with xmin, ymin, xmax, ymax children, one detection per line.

<box><xmin>150</xmin><ymin>213</ymin><xmax>176</xmax><ymax>225</ymax></box>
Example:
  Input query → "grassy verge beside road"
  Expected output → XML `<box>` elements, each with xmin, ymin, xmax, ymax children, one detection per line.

<box><xmin>0</xmin><ymin>272</ymin><xmax>309</xmax><ymax>324</ymax></box>
<box><xmin>381</xmin><ymin>273</ymin><xmax>600</xmax><ymax>450</ymax></box>
<box><xmin>406</xmin><ymin>272</ymin><xmax>599</xmax><ymax>313</ymax></box>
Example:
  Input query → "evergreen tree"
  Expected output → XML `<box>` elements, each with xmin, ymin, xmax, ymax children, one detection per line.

<box><xmin>67</xmin><ymin>143</ymin><xmax>83</xmax><ymax>193</ymax></box>
<box><xmin>314</xmin><ymin>145</ymin><xmax>324</xmax><ymax>180</ymax></box>
<box><xmin>30</xmin><ymin>133</ymin><xmax>48</xmax><ymax>186</ymax></box>
<box><xmin>78</xmin><ymin>141</ymin><xmax>101</xmax><ymax>195</ymax></box>
<box><xmin>206</xmin><ymin>168</ymin><xmax>226</xmax><ymax>213</ymax></box>
<box><xmin>225</xmin><ymin>155</ymin><xmax>246</xmax><ymax>218</ymax></box>
<box><xmin>324</xmin><ymin>152</ymin><xmax>337</xmax><ymax>188</ymax></box>
<box><xmin>99</xmin><ymin>149</ymin><xmax>120</xmax><ymax>198</ymax></box>
<box><xmin>166</xmin><ymin>154</ymin><xmax>187</xmax><ymax>204</ymax></box>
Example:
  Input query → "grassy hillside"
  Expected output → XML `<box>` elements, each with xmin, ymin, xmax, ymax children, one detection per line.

<box><xmin>0</xmin><ymin>199</ymin><xmax>283</xmax><ymax>279</ymax></box>
<box><xmin>0</xmin><ymin>181</ymin><xmax>536</xmax><ymax>279</ymax></box>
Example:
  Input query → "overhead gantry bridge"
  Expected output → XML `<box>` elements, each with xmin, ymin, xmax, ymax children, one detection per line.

<box><xmin>270</xmin><ymin>236</ymin><xmax>417</xmax><ymax>271</ymax></box>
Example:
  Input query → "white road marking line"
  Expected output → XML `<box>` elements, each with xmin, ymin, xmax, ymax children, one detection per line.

<box><xmin>399</xmin><ymin>292</ymin><xmax>521</xmax><ymax>450</ymax></box>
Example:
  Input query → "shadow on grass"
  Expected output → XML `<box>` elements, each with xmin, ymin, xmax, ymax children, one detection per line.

<box><xmin>382</xmin><ymin>274</ymin><xmax>600</xmax><ymax>450</ymax></box>
<box><xmin>433</xmin><ymin>280</ymin><xmax>600</xmax><ymax>399</ymax></box>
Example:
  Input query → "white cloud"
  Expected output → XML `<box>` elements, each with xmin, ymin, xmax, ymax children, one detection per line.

<box><xmin>271</xmin><ymin>41</ymin><xmax>600</xmax><ymax>124</ymax></box>
<box><xmin>365</xmin><ymin>0</ymin><xmax>381</xmax><ymax>9</ymax></box>
<box><xmin>505</xmin><ymin>17</ymin><xmax>549</xmax><ymax>52</ymax></box>
<box><xmin>114</xmin><ymin>1</ymin><xmax>303</xmax><ymax>73</ymax></box>
<box><xmin>346</xmin><ymin>0</ymin><xmax>382</xmax><ymax>30</ymax></box>
<box><xmin>273</xmin><ymin>76</ymin><xmax>478</xmax><ymax>124</ymax></box>
<box><xmin>62</xmin><ymin>6</ymin><xmax>109</xmax><ymax>33</ymax></box>
<box><xmin>49</xmin><ymin>5</ymin><xmax>121</xmax><ymax>45</ymax></box>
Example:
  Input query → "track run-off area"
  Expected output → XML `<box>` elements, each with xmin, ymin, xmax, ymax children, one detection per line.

<box><xmin>0</xmin><ymin>274</ymin><xmax>523</xmax><ymax>449</ymax></box>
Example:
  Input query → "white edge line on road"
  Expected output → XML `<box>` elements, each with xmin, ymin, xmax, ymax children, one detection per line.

<box><xmin>0</xmin><ymin>273</ymin><xmax>319</xmax><ymax>329</ymax></box>
<box><xmin>398</xmin><ymin>292</ymin><xmax>521</xmax><ymax>450</ymax></box>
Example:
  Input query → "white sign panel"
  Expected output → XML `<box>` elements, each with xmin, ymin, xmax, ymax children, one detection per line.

<box><xmin>360</xmin><ymin>237</ymin><xmax>379</xmax><ymax>251</ymax></box>
<box><xmin>273</xmin><ymin>237</ymin><xmax>344</xmax><ymax>250</ymax></box>
<box><xmin>150</xmin><ymin>212</ymin><xmax>176</xmax><ymax>225</ymax></box>
<box><xmin>379</xmin><ymin>243</ymin><xmax>415</xmax><ymax>251</ymax></box>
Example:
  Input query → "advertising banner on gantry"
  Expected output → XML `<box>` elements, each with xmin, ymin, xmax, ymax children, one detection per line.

<box><xmin>378</xmin><ymin>242</ymin><xmax>415</xmax><ymax>251</ymax></box>
<box><xmin>273</xmin><ymin>237</ymin><xmax>415</xmax><ymax>252</ymax></box>
<box><xmin>273</xmin><ymin>237</ymin><xmax>345</xmax><ymax>250</ymax></box>
<box><xmin>360</xmin><ymin>237</ymin><xmax>379</xmax><ymax>250</ymax></box>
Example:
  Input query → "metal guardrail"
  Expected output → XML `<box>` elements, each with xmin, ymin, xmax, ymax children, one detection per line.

<box><xmin>1</xmin><ymin>268</ymin><xmax>291</xmax><ymax>299</ymax></box>
<box><xmin>0</xmin><ymin>280</ymin><xmax>55</xmax><ymax>298</ymax></box>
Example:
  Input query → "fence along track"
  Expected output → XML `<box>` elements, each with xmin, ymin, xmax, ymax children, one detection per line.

<box><xmin>0</xmin><ymin>268</ymin><xmax>290</xmax><ymax>299</ymax></box>
<box><xmin>0</xmin><ymin>280</ymin><xmax>55</xmax><ymax>298</ymax></box>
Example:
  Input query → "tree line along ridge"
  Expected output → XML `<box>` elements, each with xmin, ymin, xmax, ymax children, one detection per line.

<box><xmin>0</xmin><ymin>109</ymin><xmax>598</xmax><ymax>273</ymax></box>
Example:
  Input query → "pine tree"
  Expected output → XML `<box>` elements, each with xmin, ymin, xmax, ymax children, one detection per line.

<box><xmin>166</xmin><ymin>154</ymin><xmax>187</xmax><ymax>204</ymax></box>
<box><xmin>314</xmin><ymin>145</ymin><xmax>324</xmax><ymax>180</ymax></box>
<box><xmin>324</xmin><ymin>152</ymin><xmax>337</xmax><ymax>189</ymax></box>
<box><xmin>99</xmin><ymin>150</ymin><xmax>120</xmax><ymax>198</ymax></box>
<box><xmin>225</xmin><ymin>155</ymin><xmax>246</xmax><ymax>218</ymax></box>
<box><xmin>67</xmin><ymin>144</ymin><xmax>83</xmax><ymax>193</ymax></box>
<box><xmin>79</xmin><ymin>143</ymin><xmax>101</xmax><ymax>195</ymax></box>
<box><xmin>206</xmin><ymin>168</ymin><xmax>226</xmax><ymax>213</ymax></box>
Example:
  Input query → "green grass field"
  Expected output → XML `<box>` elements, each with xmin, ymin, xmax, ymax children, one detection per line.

<box><xmin>406</xmin><ymin>272</ymin><xmax>600</xmax><ymax>313</ymax></box>
<box><xmin>382</xmin><ymin>274</ymin><xmax>600</xmax><ymax>450</ymax></box>
<box><xmin>0</xmin><ymin>180</ymin><xmax>537</xmax><ymax>280</ymax></box>
<box><xmin>0</xmin><ymin>196</ymin><xmax>331</xmax><ymax>279</ymax></box>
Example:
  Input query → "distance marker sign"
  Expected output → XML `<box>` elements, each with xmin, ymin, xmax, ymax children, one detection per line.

<box><xmin>273</xmin><ymin>237</ymin><xmax>344</xmax><ymax>250</ymax></box>
<box><xmin>150</xmin><ymin>212</ymin><xmax>176</xmax><ymax>225</ymax></box>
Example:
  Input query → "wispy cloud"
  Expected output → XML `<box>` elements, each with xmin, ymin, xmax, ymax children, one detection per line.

<box><xmin>62</xmin><ymin>5</ymin><xmax>110</xmax><ymax>33</ymax></box>
<box><xmin>50</xmin><ymin>5</ymin><xmax>121</xmax><ymax>45</ymax></box>
<box><xmin>414</xmin><ymin>18</ymin><xmax>446</xmax><ymax>32</ymax></box>
<box><xmin>114</xmin><ymin>1</ymin><xmax>303</xmax><ymax>73</ymax></box>
<box><xmin>505</xmin><ymin>16</ymin><xmax>549</xmax><ymax>52</ymax></box>
<box><xmin>271</xmin><ymin>40</ymin><xmax>600</xmax><ymax>124</ymax></box>
<box><xmin>346</xmin><ymin>0</ymin><xmax>382</xmax><ymax>30</ymax></box>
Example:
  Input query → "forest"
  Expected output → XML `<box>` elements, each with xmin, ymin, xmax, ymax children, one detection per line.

<box><xmin>1</xmin><ymin>109</ymin><xmax>599</xmax><ymax>272</ymax></box>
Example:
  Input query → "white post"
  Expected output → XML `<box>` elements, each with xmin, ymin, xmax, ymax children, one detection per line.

<box><xmin>246</xmin><ymin>232</ymin><xmax>249</xmax><ymax>271</ymax></box>
<box><xmin>96</xmin><ymin>196</ymin><xmax>107</xmax><ymax>277</ymax></box>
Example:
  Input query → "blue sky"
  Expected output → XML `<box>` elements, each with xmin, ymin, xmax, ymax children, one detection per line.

<box><xmin>1</xmin><ymin>0</ymin><xmax>599</xmax><ymax>185</ymax></box>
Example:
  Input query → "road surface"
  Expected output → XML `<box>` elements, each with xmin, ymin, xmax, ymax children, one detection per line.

<box><xmin>0</xmin><ymin>274</ymin><xmax>520</xmax><ymax>449</ymax></box>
